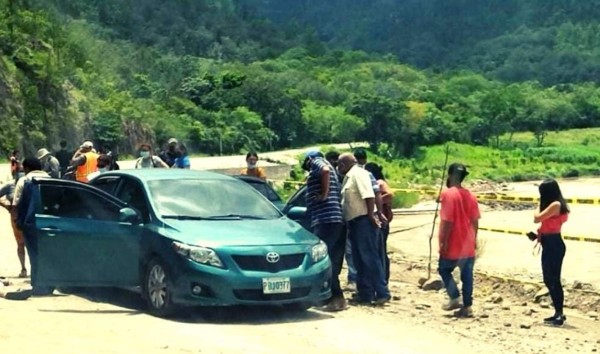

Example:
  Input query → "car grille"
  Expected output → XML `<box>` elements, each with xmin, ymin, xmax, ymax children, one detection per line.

<box><xmin>232</xmin><ymin>254</ymin><xmax>305</xmax><ymax>273</ymax></box>
<box><xmin>233</xmin><ymin>287</ymin><xmax>311</xmax><ymax>301</ymax></box>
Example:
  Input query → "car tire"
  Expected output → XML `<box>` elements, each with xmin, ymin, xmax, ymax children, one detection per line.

<box><xmin>144</xmin><ymin>258</ymin><xmax>177</xmax><ymax>317</ymax></box>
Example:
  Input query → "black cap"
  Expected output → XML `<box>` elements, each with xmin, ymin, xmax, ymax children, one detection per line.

<box><xmin>353</xmin><ymin>148</ymin><xmax>367</xmax><ymax>160</ymax></box>
<box><xmin>448</xmin><ymin>163</ymin><xmax>469</xmax><ymax>178</ymax></box>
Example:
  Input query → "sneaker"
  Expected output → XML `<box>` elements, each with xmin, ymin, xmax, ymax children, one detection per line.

<box><xmin>551</xmin><ymin>315</ymin><xmax>565</xmax><ymax>326</ymax></box>
<box><xmin>442</xmin><ymin>297</ymin><xmax>462</xmax><ymax>311</ymax></box>
<box><xmin>454</xmin><ymin>307</ymin><xmax>473</xmax><ymax>318</ymax></box>
<box><xmin>18</xmin><ymin>269</ymin><xmax>28</xmax><ymax>278</ymax></box>
<box><xmin>544</xmin><ymin>314</ymin><xmax>567</xmax><ymax>323</ymax></box>
<box><xmin>373</xmin><ymin>296</ymin><xmax>391</xmax><ymax>307</ymax></box>
<box><xmin>321</xmin><ymin>296</ymin><xmax>348</xmax><ymax>312</ymax></box>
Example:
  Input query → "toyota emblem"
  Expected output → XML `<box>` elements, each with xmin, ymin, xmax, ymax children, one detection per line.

<box><xmin>266</xmin><ymin>252</ymin><xmax>280</xmax><ymax>263</ymax></box>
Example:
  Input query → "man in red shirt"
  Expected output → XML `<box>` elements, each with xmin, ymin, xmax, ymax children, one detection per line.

<box><xmin>438</xmin><ymin>163</ymin><xmax>480</xmax><ymax>317</ymax></box>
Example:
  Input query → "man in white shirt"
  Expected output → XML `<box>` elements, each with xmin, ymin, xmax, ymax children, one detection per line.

<box><xmin>337</xmin><ymin>153</ymin><xmax>390</xmax><ymax>306</ymax></box>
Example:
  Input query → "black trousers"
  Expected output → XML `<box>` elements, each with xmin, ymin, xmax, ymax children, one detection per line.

<box><xmin>313</xmin><ymin>222</ymin><xmax>346</xmax><ymax>297</ymax></box>
<box><xmin>541</xmin><ymin>234</ymin><xmax>566</xmax><ymax>314</ymax></box>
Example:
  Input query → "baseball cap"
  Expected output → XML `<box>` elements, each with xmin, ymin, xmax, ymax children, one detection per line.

<box><xmin>305</xmin><ymin>150</ymin><xmax>323</xmax><ymax>159</ymax></box>
<box><xmin>36</xmin><ymin>148</ymin><xmax>50</xmax><ymax>160</ymax></box>
<box><xmin>448</xmin><ymin>163</ymin><xmax>469</xmax><ymax>177</ymax></box>
<box><xmin>167</xmin><ymin>138</ymin><xmax>178</xmax><ymax>145</ymax></box>
<box><xmin>80</xmin><ymin>141</ymin><xmax>94</xmax><ymax>149</ymax></box>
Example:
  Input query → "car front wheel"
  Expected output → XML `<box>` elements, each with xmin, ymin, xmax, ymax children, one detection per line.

<box><xmin>144</xmin><ymin>258</ymin><xmax>176</xmax><ymax>317</ymax></box>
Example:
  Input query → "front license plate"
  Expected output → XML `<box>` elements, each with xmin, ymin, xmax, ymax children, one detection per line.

<box><xmin>262</xmin><ymin>277</ymin><xmax>291</xmax><ymax>294</ymax></box>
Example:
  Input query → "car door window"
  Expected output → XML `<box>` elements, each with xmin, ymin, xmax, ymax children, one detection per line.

<box><xmin>91</xmin><ymin>177</ymin><xmax>120</xmax><ymax>195</ymax></box>
<box><xmin>287</xmin><ymin>186</ymin><xmax>307</xmax><ymax>208</ymax></box>
<box><xmin>40</xmin><ymin>185</ymin><xmax>121</xmax><ymax>221</ymax></box>
<box><xmin>115</xmin><ymin>178</ymin><xmax>150</xmax><ymax>222</ymax></box>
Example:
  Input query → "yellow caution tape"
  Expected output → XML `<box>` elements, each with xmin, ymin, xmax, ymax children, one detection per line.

<box><xmin>270</xmin><ymin>180</ymin><xmax>600</xmax><ymax>206</ymax></box>
<box><xmin>479</xmin><ymin>226</ymin><xmax>600</xmax><ymax>244</ymax></box>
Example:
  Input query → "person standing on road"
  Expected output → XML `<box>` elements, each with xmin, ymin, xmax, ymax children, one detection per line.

<box><xmin>9</xmin><ymin>150</ymin><xmax>20</xmax><ymax>180</ymax></box>
<box><xmin>55</xmin><ymin>141</ymin><xmax>72</xmax><ymax>177</ymax></box>
<box><xmin>534</xmin><ymin>179</ymin><xmax>569</xmax><ymax>326</ymax></box>
<box><xmin>338</xmin><ymin>153</ymin><xmax>390</xmax><ymax>306</ymax></box>
<box><xmin>86</xmin><ymin>154</ymin><xmax>113</xmax><ymax>181</ymax></box>
<box><xmin>159</xmin><ymin>138</ymin><xmax>181</xmax><ymax>167</ymax></box>
<box><xmin>172</xmin><ymin>143</ymin><xmax>191</xmax><ymax>169</ymax></box>
<box><xmin>70</xmin><ymin>141</ymin><xmax>99</xmax><ymax>183</ymax></box>
<box><xmin>37</xmin><ymin>148</ymin><xmax>60</xmax><ymax>178</ymax></box>
<box><xmin>135</xmin><ymin>144</ymin><xmax>169</xmax><ymax>169</ymax></box>
<box><xmin>438</xmin><ymin>163</ymin><xmax>480</xmax><ymax>318</ymax></box>
<box><xmin>365</xmin><ymin>163</ymin><xmax>394</xmax><ymax>284</ymax></box>
<box><xmin>14</xmin><ymin>158</ymin><xmax>52</xmax><ymax>297</ymax></box>
<box><xmin>303</xmin><ymin>151</ymin><xmax>347</xmax><ymax>311</ymax></box>
<box><xmin>0</xmin><ymin>169</ymin><xmax>28</xmax><ymax>278</ymax></box>
<box><xmin>240</xmin><ymin>152</ymin><xmax>266</xmax><ymax>180</ymax></box>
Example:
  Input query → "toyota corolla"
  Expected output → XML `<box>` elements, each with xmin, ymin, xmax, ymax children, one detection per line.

<box><xmin>32</xmin><ymin>170</ymin><xmax>331</xmax><ymax>316</ymax></box>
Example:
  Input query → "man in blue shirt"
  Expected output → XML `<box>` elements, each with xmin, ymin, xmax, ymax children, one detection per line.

<box><xmin>304</xmin><ymin>150</ymin><xmax>347</xmax><ymax>311</ymax></box>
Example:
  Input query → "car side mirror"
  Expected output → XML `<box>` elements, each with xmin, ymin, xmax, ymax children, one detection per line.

<box><xmin>119</xmin><ymin>207</ymin><xmax>142</xmax><ymax>225</ymax></box>
<box><xmin>286</xmin><ymin>206</ymin><xmax>307</xmax><ymax>219</ymax></box>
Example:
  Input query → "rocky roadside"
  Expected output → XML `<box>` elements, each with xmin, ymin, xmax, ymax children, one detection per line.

<box><xmin>355</xmin><ymin>253</ymin><xmax>600</xmax><ymax>353</ymax></box>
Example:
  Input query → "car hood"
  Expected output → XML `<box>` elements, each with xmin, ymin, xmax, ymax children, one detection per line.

<box><xmin>163</xmin><ymin>217</ymin><xmax>318</xmax><ymax>248</ymax></box>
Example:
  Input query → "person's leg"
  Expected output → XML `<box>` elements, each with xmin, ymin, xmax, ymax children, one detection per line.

<box><xmin>313</xmin><ymin>223</ymin><xmax>345</xmax><ymax>299</ymax></box>
<box><xmin>10</xmin><ymin>209</ymin><xmax>27</xmax><ymax>276</ymax></box>
<box><xmin>345</xmin><ymin>228</ymin><xmax>357</xmax><ymax>284</ymax></box>
<box><xmin>541</xmin><ymin>236</ymin><xmax>564</xmax><ymax>322</ymax></box>
<box><xmin>348</xmin><ymin>219</ymin><xmax>373</xmax><ymax>302</ymax></box>
<box><xmin>352</xmin><ymin>217</ymin><xmax>389</xmax><ymax>302</ymax></box>
<box><xmin>458</xmin><ymin>257</ymin><xmax>475</xmax><ymax>308</ymax></box>
<box><xmin>439</xmin><ymin>258</ymin><xmax>461</xmax><ymax>310</ymax></box>
<box><xmin>22</xmin><ymin>230</ymin><xmax>38</xmax><ymax>287</ymax></box>
<box><xmin>381</xmin><ymin>223</ymin><xmax>390</xmax><ymax>284</ymax></box>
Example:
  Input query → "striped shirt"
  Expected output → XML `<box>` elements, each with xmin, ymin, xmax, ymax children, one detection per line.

<box><xmin>306</xmin><ymin>158</ymin><xmax>343</xmax><ymax>227</ymax></box>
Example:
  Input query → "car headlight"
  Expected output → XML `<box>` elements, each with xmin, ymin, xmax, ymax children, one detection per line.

<box><xmin>311</xmin><ymin>241</ymin><xmax>328</xmax><ymax>263</ymax></box>
<box><xmin>172</xmin><ymin>241</ymin><xmax>224</xmax><ymax>268</ymax></box>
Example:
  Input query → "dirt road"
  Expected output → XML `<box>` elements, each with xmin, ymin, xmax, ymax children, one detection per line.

<box><xmin>2</xmin><ymin>176</ymin><xmax>600</xmax><ymax>353</ymax></box>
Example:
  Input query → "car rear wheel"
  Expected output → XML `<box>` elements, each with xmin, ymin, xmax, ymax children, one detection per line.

<box><xmin>144</xmin><ymin>258</ymin><xmax>176</xmax><ymax>317</ymax></box>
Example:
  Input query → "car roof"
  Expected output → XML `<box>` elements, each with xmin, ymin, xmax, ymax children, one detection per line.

<box><xmin>98</xmin><ymin>169</ymin><xmax>238</xmax><ymax>182</ymax></box>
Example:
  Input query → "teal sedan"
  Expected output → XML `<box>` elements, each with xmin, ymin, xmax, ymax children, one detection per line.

<box><xmin>32</xmin><ymin>170</ymin><xmax>331</xmax><ymax>316</ymax></box>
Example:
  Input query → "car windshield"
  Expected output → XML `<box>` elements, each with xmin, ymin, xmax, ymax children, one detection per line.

<box><xmin>147</xmin><ymin>178</ymin><xmax>281</xmax><ymax>220</ymax></box>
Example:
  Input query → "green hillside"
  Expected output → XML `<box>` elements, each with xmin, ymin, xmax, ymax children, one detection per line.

<box><xmin>1</xmin><ymin>0</ymin><xmax>600</xmax><ymax>174</ymax></box>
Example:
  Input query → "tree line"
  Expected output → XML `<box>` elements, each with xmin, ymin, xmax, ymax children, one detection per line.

<box><xmin>1</xmin><ymin>0</ymin><xmax>600</xmax><ymax>160</ymax></box>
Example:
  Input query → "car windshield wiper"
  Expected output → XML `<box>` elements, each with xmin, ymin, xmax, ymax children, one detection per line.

<box><xmin>162</xmin><ymin>215</ymin><xmax>212</xmax><ymax>220</ymax></box>
<box><xmin>162</xmin><ymin>214</ymin><xmax>268</xmax><ymax>220</ymax></box>
<box><xmin>207</xmin><ymin>214</ymin><xmax>268</xmax><ymax>220</ymax></box>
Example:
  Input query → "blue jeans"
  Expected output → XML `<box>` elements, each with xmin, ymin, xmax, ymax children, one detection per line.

<box><xmin>348</xmin><ymin>216</ymin><xmax>390</xmax><ymax>301</ymax></box>
<box><xmin>345</xmin><ymin>231</ymin><xmax>357</xmax><ymax>283</ymax></box>
<box><xmin>22</xmin><ymin>229</ymin><xmax>39</xmax><ymax>287</ymax></box>
<box><xmin>438</xmin><ymin>257</ymin><xmax>475</xmax><ymax>307</ymax></box>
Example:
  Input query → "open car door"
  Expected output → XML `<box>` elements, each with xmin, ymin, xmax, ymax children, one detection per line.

<box><xmin>32</xmin><ymin>178</ymin><xmax>143</xmax><ymax>288</ymax></box>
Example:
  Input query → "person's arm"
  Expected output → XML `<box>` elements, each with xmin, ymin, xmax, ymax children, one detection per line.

<box><xmin>154</xmin><ymin>156</ymin><xmax>169</xmax><ymax>168</ymax></box>
<box><xmin>51</xmin><ymin>158</ymin><xmax>60</xmax><ymax>178</ymax></box>
<box><xmin>318</xmin><ymin>165</ymin><xmax>331</xmax><ymax>201</ymax></box>
<box><xmin>71</xmin><ymin>154</ymin><xmax>86</xmax><ymax>167</ymax></box>
<box><xmin>439</xmin><ymin>220</ymin><xmax>454</xmax><ymax>255</ymax></box>
<box><xmin>533</xmin><ymin>201</ymin><xmax>561</xmax><ymax>223</ymax></box>
<box><xmin>258</xmin><ymin>167</ymin><xmax>266</xmax><ymax>180</ymax></box>
<box><xmin>365</xmin><ymin>197</ymin><xmax>381</xmax><ymax>228</ymax></box>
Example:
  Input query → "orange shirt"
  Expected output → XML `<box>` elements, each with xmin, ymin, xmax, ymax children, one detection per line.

<box><xmin>240</xmin><ymin>167</ymin><xmax>266</xmax><ymax>180</ymax></box>
<box><xmin>439</xmin><ymin>187</ymin><xmax>480</xmax><ymax>259</ymax></box>
<box><xmin>539</xmin><ymin>213</ymin><xmax>568</xmax><ymax>235</ymax></box>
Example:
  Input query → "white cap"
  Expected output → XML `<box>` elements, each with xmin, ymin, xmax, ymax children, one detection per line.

<box><xmin>36</xmin><ymin>148</ymin><xmax>50</xmax><ymax>160</ymax></box>
<box><xmin>80</xmin><ymin>141</ymin><xmax>94</xmax><ymax>149</ymax></box>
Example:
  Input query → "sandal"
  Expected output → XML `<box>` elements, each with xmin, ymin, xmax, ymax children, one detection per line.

<box><xmin>18</xmin><ymin>269</ymin><xmax>28</xmax><ymax>278</ymax></box>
